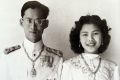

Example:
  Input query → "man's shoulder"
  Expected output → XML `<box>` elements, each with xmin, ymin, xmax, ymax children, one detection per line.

<box><xmin>44</xmin><ymin>45</ymin><xmax>63</xmax><ymax>57</ymax></box>
<box><xmin>3</xmin><ymin>45</ymin><xmax>21</xmax><ymax>55</ymax></box>
<box><xmin>41</xmin><ymin>45</ymin><xmax>63</xmax><ymax>68</ymax></box>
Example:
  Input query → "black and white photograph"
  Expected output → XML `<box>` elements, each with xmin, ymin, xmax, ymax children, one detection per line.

<box><xmin>0</xmin><ymin>0</ymin><xmax>120</xmax><ymax>80</ymax></box>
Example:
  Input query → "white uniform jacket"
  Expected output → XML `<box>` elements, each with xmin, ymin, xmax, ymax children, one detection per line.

<box><xmin>0</xmin><ymin>44</ymin><xmax>63</xmax><ymax>80</ymax></box>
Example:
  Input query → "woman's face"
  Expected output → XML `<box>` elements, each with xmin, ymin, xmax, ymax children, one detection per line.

<box><xmin>80</xmin><ymin>24</ymin><xmax>102</xmax><ymax>54</ymax></box>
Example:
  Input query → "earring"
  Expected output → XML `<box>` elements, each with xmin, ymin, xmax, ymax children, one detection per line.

<box><xmin>101</xmin><ymin>41</ymin><xmax>103</xmax><ymax>46</ymax></box>
<box><xmin>79</xmin><ymin>44</ymin><xmax>80</xmax><ymax>47</ymax></box>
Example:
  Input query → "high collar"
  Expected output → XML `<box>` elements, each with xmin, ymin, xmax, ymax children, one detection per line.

<box><xmin>82</xmin><ymin>53</ymin><xmax>100</xmax><ymax>60</ymax></box>
<box><xmin>23</xmin><ymin>38</ymin><xmax>44</xmax><ymax>56</ymax></box>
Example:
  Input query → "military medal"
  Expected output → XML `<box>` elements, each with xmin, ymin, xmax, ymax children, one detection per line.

<box><xmin>22</xmin><ymin>43</ymin><xmax>44</xmax><ymax>77</ymax></box>
<box><xmin>30</xmin><ymin>62</ymin><xmax>37</xmax><ymax>77</ymax></box>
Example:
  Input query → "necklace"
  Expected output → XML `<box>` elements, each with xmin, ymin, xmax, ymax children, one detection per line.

<box><xmin>22</xmin><ymin>43</ymin><xmax>44</xmax><ymax>77</ymax></box>
<box><xmin>81</xmin><ymin>54</ymin><xmax>101</xmax><ymax>80</ymax></box>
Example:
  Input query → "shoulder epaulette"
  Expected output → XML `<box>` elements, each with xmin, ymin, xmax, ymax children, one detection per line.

<box><xmin>4</xmin><ymin>45</ymin><xmax>21</xmax><ymax>55</ymax></box>
<box><xmin>46</xmin><ymin>47</ymin><xmax>63</xmax><ymax>57</ymax></box>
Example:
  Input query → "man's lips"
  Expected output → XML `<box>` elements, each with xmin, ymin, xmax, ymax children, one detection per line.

<box><xmin>29</xmin><ymin>31</ymin><xmax>37</xmax><ymax>34</ymax></box>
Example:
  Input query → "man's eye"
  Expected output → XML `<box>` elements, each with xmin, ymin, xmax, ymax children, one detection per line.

<box><xmin>36</xmin><ymin>19</ymin><xmax>42</xmax><ymax>23</ymax></box>
<box><xmin>25</xmin><ymin>19</ymin><xmax>32</xmax><ymax>23</ymax></box>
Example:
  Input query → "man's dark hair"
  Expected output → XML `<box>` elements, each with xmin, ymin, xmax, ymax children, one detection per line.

<box><xmin>21</xmin><ymin>1</ymin><xmax>49</xmax><ymax>19</ymax></box>
<box><xmin>70</xmin><ymin>15</ymin><xmax>111</xmax><ymax>54</ymax></box>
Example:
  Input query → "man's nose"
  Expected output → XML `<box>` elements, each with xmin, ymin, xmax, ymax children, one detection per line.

<box><xmin>30</xmin><ymin>21</ymin><xmax>37</xmax><ymax>30</ymax></box>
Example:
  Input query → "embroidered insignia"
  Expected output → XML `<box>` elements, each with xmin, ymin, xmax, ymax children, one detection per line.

<box><xmin>4</xmin><ymin>45</ymin><xmax>21</xmax><ymax>54</ymax></box>
<box><xmin>46</xmin><ymin>47</ymin><xmax>63</xmax><ymax>57</ymax></box>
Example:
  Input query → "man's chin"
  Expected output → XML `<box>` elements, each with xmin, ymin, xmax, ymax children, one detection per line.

<box><xmin>30</xmin><ymin>39</ymin><xmax>41</xmax><ymax>43</ymax></box>
<box><xmin>27</xmin><ymin>37</ymin><xmax>41</xmax><ymax>43</ymax></box>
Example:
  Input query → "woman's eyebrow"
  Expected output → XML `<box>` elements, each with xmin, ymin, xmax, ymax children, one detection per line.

<box><xmin>93</xmin><ymin>30</ymin><xmax>101</xmax><ymax>32</ymax></box>
<box><xmin>81</xmin><ymin>31</ymin><xmax>88</xmax><ymax>33</ymax></box>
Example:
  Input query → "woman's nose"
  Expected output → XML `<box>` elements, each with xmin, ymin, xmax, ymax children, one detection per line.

<box><xmin>87</xmin><ymin>34</ymin><xmax>94</xmax><ymax>41</ymax></box>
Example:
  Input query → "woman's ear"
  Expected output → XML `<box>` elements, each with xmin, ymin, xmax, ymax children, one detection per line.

<box><xmin>20</xmin><ymin>18</ymin><xmax>23</xmax><ymax>26</ymax></box>
<box><xmin>42</xmin><ymin>19</ymin><xmax>49</xmax><ymax>29</ymax></box>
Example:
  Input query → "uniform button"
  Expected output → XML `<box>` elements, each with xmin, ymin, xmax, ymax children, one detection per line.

<box><xmin>33</xmin><ymin>54</ymin><xmax>36</xmax><ymax>57</ymax></box>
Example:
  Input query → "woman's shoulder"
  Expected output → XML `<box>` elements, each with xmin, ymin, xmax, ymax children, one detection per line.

<box><xmin>63</xmin><ymin>55</ymin><xmax>82</xmax><ymax>68</ymax></box>
<box><xmin>101</xmin><ymin>57</ymin><xmax>118</xmax><ymax>69</ymax></box>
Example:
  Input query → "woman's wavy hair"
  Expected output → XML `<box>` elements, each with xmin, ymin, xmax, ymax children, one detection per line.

<box><xmin>70</xmin><ymin>15</ymin><xmax>111</xmax><ymax>54</ymax></box>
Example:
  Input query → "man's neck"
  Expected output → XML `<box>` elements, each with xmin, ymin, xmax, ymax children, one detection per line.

<box><xmin>23</xmin><ymin>38</ymin><xmax>44</xmax><ymax>58</ymax></box>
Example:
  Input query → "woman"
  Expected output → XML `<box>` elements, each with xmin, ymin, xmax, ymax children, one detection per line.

<box><xmin>61</xmin><ymin>15</ymin><xmax>119</xmax><ymax>80</ymax></box>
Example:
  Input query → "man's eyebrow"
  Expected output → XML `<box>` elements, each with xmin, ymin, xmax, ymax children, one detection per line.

<box><xmin>25</xmin><ymin>18</ymin><xmax>42</xmax><ymax>20</ymax></box>
<box><xmin>36</xmin><ymin>18</ymin><xmax>45</xmax><ymax>19</ymax></box>
<box><xmin>24</xmin><ymin>17</ymin><xmax>31</xmax><ymax>19</ymax></box>
<box><xmin>36</xmin><ymin>18</ymin><xmax>41</xmax><ymax>19</ymax></box>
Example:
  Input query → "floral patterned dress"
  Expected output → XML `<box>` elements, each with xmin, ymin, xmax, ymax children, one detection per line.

<box><xmin>61</xmin><ymin>53</ymin><xmax>119</xmax><ymax>80</ymax></box>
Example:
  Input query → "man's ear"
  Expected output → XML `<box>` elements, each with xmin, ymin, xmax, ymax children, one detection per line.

<box><xmin>42</xmin><ymin>19</ymin><xmax>49</xmax><ymax>29</ymax></box>
<box><xmin>20</xmin><ymin>18</ymin><xmax>23</xmax><ymax>26</ymax></box>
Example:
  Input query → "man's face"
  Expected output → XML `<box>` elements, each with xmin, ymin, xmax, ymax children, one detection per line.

<box><xmin>20</xmin><ymin>8</ymin><xmax>48</xmax><ymax>43</ymax></box>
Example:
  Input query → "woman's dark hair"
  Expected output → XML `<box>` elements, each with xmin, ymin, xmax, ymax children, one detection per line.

<box><xmin>21</xmin><ymin>1</ymin><xmax>49</xmax><ymax>19</ymax></box>
<box><xmin>70</xmin><ymin>15</ymin><xmax>111</xmax><ymax>54</ymax></box>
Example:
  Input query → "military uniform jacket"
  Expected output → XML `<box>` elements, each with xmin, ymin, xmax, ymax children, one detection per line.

<box><xmin>0</xmin><ymin>44</ymin><xmax>63</xmax><ymax>80</ymax></box>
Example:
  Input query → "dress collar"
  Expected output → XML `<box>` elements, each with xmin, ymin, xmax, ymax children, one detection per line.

<box><xmin>81</xmin><ymin>53</ymin><xmax>100</xmax><ymax>60</ymax></box>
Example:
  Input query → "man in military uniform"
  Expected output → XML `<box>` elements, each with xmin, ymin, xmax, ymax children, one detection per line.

<box><xmin>0</xmin><ymin>1</ymin><xmax>63</xmax><ymax>80</ymax></box>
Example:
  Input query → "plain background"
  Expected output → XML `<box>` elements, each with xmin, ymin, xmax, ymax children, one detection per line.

<box><xmin>0</xmin><ymin>0</ymin><xmax>120</xmax><ymax>66</ymax></box>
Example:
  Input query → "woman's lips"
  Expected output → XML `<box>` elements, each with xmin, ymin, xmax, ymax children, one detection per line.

<box><xmin>86</xmin><ymin>42</ymin><xmax>96</xmax><ymax>47</ymax></box>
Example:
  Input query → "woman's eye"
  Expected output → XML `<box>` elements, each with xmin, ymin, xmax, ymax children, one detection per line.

<box><xmin>82</xmin><ymin>34</ymin><xmax>88</xmax><ymax>36</ymax></box>
<box><xmin>94</xmin><ymin>32</ymin><xmax>99</xmax><ymax>35</ymax></box>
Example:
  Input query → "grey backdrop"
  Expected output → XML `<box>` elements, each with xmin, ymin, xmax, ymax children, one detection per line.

<box><xmin>0</xmin><ymin>0</ymin><xmax>120</xmax><ymax>66</ymax></box>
